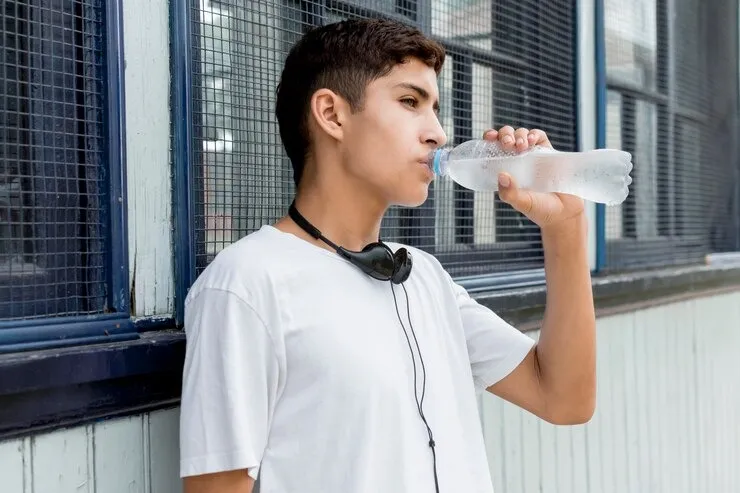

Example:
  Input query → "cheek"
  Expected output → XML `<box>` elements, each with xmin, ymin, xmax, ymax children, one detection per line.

<box><xmin>375</xmin><ymin>120</ymin><xmax>417</xmax><ymax>164</ymax></box>
<box><xmin>343</xmin><ymin>109</ymin><xmax>417</xmax><ymax>180</ymax></box>
<box><xmin>346</xmin><ymin>115</ymin><xmax>388</xmax><ymax>153</ymax></box>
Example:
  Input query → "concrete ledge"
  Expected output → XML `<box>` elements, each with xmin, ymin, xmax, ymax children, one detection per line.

<box><xmin>473</xmin><ymin>263</ymin><xmax>740</xmax><ymax>331</ymax></box>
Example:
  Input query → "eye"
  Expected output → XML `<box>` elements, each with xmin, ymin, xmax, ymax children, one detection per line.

<box><xmin>400</xmin><ymin>97</ymin><xmax>418</xmax><ymax>108</ymax></box>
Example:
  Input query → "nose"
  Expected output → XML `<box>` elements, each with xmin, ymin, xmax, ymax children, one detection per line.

<box><xmin>422</xmin><ymin>112</ymin><xmax>448</xmax><ymax>148</ymax></box>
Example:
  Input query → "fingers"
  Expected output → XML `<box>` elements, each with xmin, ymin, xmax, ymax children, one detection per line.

<box><xmin>527</xmin><ymin>128</ymin><xmax>551</xmax><ymax>148</ymax></box>
<box><xmin>498</xmin><ymin>172</ymin><xmax>534</xmax><ymax>215</ymax></box>
<box><xmin>514</xmin><ymin>128</ymin><xmax>530</xmax><ymax>152</ymax></box>
<box><xmin>483</xmin><ymin>128</ymin><xmax>498</xmax><ymax>140</ymax></box>
<box><xmin>497</xmin><ymin>125</ymin><xmax>516</xmax><ymax>149</ymax></box>
<box><xmin>498</xmin><ymin>126</ymin><xmax>526</xmax><ymax>151</ymax></box>
<box><xmin>486</xmin><ymin>126</ymin><xmax>553</xmax><ymax>152</ymax></box>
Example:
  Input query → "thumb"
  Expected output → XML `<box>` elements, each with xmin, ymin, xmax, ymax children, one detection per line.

<box><xmin>498</xmin><ymin>172</ymin><xmax>533</xmax><ymax>214</ymax></box>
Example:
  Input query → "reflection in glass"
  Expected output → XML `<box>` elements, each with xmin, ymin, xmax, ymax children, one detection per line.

<box><xmin>604</xmin><ymin>0</ymin><xmax>657</xmax><ymax>90</ymax></box>
<box><xmin>432</xmin><ymin>0</ymin><xmax>492</xmax><ymax>51</ymax></box>
<box><xmin>434</xmin><ymin>61</ymin><xmax>456</xmax><ymax>247</ymax></box>
<box><xmin>470</xmin><ymin>63</ymin><xmax>497</xmax><ymax>245</ymax></box>
<box><xmin>674</xmin><ymin>121</ymin><xmax>702</xmax><ymax>236</ymax></box>
<box><xmin>605</xmin><ymin>91</ymin><xmax>624</xmax><ymax>240</ymax></box>
<box><xmin>674</xmin><ymin>0</ymin><xmax>709</xmax><ymax>112</ymax></box>
<box><xmin>633</xmin><ymin>100</ymin><xmax>658</xmax><ymax>238</ymax></box>
<box><xmin>197</xmin><ymin>1</ymin><xmax>291</xmax><ymax>262</ymax></box>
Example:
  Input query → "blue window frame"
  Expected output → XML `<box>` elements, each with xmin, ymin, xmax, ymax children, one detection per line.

<box><xmin>0</xmin><ymin>0</ymin><xmax>133</xmax><ymax>353</ymax></box>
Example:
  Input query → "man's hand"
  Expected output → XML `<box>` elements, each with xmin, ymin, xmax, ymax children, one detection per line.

<box><xmin>483</xmin><ymin>126</ymin><xmax>585</xmax><ymax>230</ymax></box>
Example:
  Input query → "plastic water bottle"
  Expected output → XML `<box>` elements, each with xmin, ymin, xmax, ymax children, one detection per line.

<box><xmin>429</xmin><ymin>139</ymin><xmax>633</xmax><ymax>205</ymax></box>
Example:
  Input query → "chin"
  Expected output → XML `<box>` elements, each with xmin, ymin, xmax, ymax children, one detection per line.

<box><xmin>392</xmin><ymin>184</ymin><xmax>431</xmax><ymax>208</ymax></box>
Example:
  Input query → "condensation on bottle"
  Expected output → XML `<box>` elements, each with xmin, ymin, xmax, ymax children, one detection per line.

<box><xmin>428</xmin><ymin>139</ymin><xmax>633</xmax><ymax>206</ymax></box>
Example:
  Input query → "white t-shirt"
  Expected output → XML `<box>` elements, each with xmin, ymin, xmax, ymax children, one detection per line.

<box><xmin>179</xmin><ymin>225</ymin><xmax>535</xmax><ymax>493</ymax></box>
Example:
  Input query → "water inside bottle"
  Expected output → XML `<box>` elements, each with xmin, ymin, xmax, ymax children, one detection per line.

<box><xmin>432</xmin><ymin>146</ymin><xmax>634</xmax><ymax>205</ymax></box>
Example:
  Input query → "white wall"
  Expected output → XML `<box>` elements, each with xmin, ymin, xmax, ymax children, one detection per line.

<box><xmin>123</xmin><ymin>0</ymin><xmax>174</xmax><ymax>318</ymax></box>
<box><xmin>3</xmin><ymin>290</ymin><xmax>739</xmax><ymax>493</ymax></box>
<box><xmin>481</xmin><ymin>290</ymin><xmax>740</xmax><ymax>493</ymax></box>
<box><xmin>0</xmin><ymin>408</ymin><xmax>180</xmax><ymax>493</ymax></box>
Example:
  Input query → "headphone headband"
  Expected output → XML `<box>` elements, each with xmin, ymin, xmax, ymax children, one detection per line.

<box><xmin>288</xmin><ymin>201</ymin><xmax>340</xmax><ymax>251</ymax></box>
<box><xmin>287</xmin><ymin>201</ymin><xmax>412</xmax><ymax>284</ymax></box>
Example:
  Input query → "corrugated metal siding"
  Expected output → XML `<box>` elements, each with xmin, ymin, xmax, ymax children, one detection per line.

<box><xmin>1</xmin><ymin>292</ymin><xmax>739</xmax><ymax>492</ymax></box>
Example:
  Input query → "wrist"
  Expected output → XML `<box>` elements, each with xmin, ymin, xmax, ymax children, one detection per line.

<box><xmin>540</xmin><ymin>214</ymin><xmax>588</xmax><ymax>262</ymax></box>
<box><xmin>541</xmin><ymin>212</ymin><xmax>587</xmax><ymax>242</ymax></box>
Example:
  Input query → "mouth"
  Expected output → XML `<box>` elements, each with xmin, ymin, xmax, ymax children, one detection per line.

<box><xmin>417</xmin><ymin>160</ymin><xmax>434</xmax><ymax>179</ymax></box>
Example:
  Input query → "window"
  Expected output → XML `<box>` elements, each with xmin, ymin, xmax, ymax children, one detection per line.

<box><xmin>429</xmin><ymin>0</ymin><xmax>577</xmax><ymax>277</ymax></box>
<box><xmin>179</xmin><ymin>0</ymin><xmax>578</xmax><ymax>291</ymax></box>
<box><xmin>0</xmin><ymin>0</ymin><xmax>131</xmax><ymax>351</ymax></box>
<box><xmin>192</xmin><ymin>0</ymin><xmax>295</xmax><ymax>270</ymax></box>
<box><xmin>602</xmin><ymin>0</ymin><xmax>740</xmax><ymax>270</ymax></box>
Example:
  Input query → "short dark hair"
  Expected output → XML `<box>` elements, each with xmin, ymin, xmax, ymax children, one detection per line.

<box><xmin>275</xmin><ymin>18</ymin><xmax>446</xmax><ymax>187</ymax></box>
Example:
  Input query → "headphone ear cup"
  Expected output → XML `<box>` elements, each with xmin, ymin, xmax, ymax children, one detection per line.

<box><xmin>343</xmin><ymin>243</ymin><xmax>397</xmax><ymax>281</ymax></box>
<box><xmin>391</xmin><ymin>247</ymin><xmax>413</xmax><ymax>284</ymax></box>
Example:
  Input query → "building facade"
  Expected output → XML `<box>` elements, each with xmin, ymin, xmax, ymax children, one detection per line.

<box><xmin>1</xmin><ymin>0</ymin><xmax>739</xmax><ymax>491</ymax></box>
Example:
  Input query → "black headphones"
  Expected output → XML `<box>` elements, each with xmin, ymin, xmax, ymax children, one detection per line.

<box><xmin>288</xmin><ymin>201</ymin><xmax>413</xmax><ymax>284</ymax></box>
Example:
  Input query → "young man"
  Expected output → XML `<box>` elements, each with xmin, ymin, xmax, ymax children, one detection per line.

<box><xmin>180</xmin><ymin>18</ymin><xmax>596</xmax><ymax>493</ymax></box>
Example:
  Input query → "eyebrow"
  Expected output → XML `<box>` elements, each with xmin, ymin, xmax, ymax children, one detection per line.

<box><xmin>394</xmin><ymin>82</ymin><xmax>440</xmax><ymax>113</ymax></box>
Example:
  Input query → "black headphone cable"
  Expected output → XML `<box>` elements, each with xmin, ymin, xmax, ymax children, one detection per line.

<box><xmin>390</xmin><ymin>283</ymin><xmax>440</xmax><ymax>493</ymax></box>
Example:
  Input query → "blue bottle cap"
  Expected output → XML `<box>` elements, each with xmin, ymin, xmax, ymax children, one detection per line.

<box><xmin>432</xmin><ymin>149</ymin><xmax>443</xmax><ymax>176</ymax></box>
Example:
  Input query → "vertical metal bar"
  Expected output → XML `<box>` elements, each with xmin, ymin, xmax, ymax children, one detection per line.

<box><xmin>594</xmin><ymin>0</ymin><xmax>607</xmax><ymax>270</ymax></box>
<box><xmin>452</xmin><ymin>51</ymin><xmax>473</xmax><ymax>244</ymax></box>
<box><xmin>621</xmin><ymin>96</ymin><xmax>637</xmax><ymax>239</ymax></box>
<box><xmin>105</xmin><ymin>0</ymin><xmax>130</xmax><ymax>314</ymax></box>
<box><xmin>661</xmin><ymin>0</ymin><xmax>676</xmax><ymax>235</ymax></box>
<box><xmin>736</xmin><ymin>0</ymin><xmax>740</xmax><ymax>249</ymax></box>
<box><xmin>172</xmin><ymin>0</ymin><xmax>196</xmax><ymax>326</ymax></box>
<box><xmin>417</xmin><ymin>0</ymin><xmax>431</xmax><ymax>33</ymax></box>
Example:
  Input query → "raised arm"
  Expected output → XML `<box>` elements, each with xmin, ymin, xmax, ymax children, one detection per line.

<box><xmin>482</xmin><ymin>126</ymin><xmax>597</xmax><ymax>425</ymax></box>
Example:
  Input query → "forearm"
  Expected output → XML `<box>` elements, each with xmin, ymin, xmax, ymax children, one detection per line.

<box><xmin>536</xmin><ymin>212</ymin><xmax>596</xmax><ymax>423</ymax></box>
<box><xmin>183</xmin><ymin>471</ymin><xmax>254</xmax><ymax>493</ymax></box>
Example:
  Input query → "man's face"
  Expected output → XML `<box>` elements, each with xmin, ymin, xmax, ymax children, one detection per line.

<box><xmin>339</xmin><ymin>58</ymin><xmax>448</xmax><ymax>208</ymax></box>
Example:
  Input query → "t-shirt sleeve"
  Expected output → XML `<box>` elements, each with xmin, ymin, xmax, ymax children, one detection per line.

<box><xmin>179</xmin><ymin>287</ymin><xmax>283</xmax><ymax>479</ymax></box>
<box><xmin>450</xmin><ymin>279</ymin><xmax>536</xmax><ymax>392</ymax></box>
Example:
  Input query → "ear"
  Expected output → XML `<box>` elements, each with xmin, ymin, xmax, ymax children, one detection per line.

<box><xmin>309</xmin><ymin>88</ymin><xmax>349</xmax><ymax>142</ymax></box>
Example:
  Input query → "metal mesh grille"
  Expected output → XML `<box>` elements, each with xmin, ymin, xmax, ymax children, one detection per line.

<box><xmin>191</xmin><ymin>0</ymin><xmax>577</xmax><ymax>277</ymax></box>
<box><xmin>428</xmin><ymin>0</ymin><xmax>576</xmax><ymax>277</ymax></box>
<box><xmin>603</xmin><ymin>0</ymin><xmax>740</xmax><ymax>270</ymax></box>
<box><xmin>0</xmin><ymin>0</ymin><xmax>108</xmax><ymax>320</ymax></box>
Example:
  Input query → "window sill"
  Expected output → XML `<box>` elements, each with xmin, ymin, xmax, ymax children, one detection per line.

<box><xmin>3</xmin><ymin>262</ymin><xmax>740</xmax><ymax>440</ymax></box>
<box><xmin>0</xmin><ymin>329</ymin><xmax>184</xmax><ymax>440</ymax></box>
<box><xmin>473</xmin><ymin>262</ymin><xmax>740</xmax><ymax>330</ymax></box>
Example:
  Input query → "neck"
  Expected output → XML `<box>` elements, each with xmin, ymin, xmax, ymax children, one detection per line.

<box><xmin>277</xmin><ymin>162</ymin><xmax>388</xmax><ymax>252</ymax></box>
